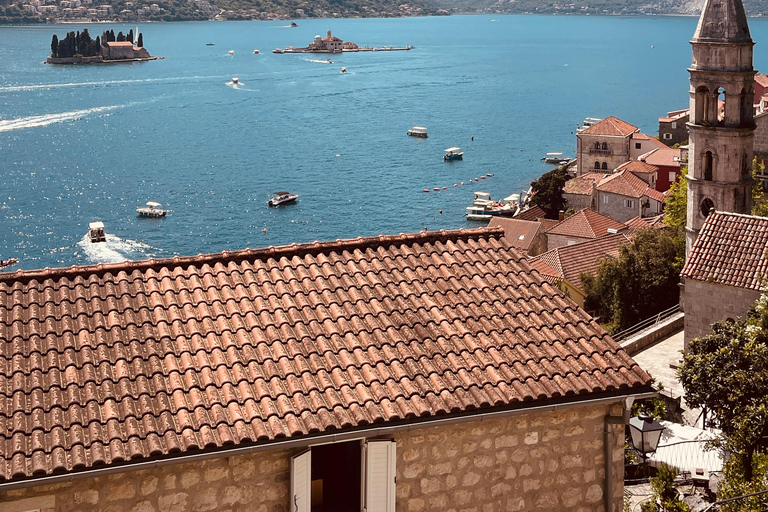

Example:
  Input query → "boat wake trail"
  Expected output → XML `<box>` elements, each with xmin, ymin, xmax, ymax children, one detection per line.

<box><xmin>0</xmin><ymin>76</ymin><xmax>224</xmax><ymax>93</ymax></box>
<box><xmin>77</xmin><ymin>234</ymin><xmax>152</xmax><ymax>264</ymax></box>
<box><xmin>0</xmin><ymin>105</ymin><xmax>122</xmax><ymax>133</ymax></box>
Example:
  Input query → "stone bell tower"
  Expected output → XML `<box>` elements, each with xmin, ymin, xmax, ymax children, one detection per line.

<box><xmin>685</xmin><ymin>0</ymin><xmax>756</xmax><ymax>255</ymax></box>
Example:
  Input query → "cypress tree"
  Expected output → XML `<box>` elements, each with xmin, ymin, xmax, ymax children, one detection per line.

<box><xmin>117</xmin><ymin>31</ymin><xmax>125</xmax><ymax>42</ymax></box>
<box><xmin>126</xmin><ymin>29</ymin><xmax>133</xmax><ymax>44</ymax></box>
<box><xmin>137</xmin><ymin>33</ymin><xmax>143</xmax><ymax>48</ymax></box>
<box><xmin>51</xmin><ymin>34</ymin><xmax>58</xmax><ymax>57</ymax></box>
<box><xmin>75</xmin><ymin>30</ymin><xmax>80</xmax><ymax>55</ymax></box>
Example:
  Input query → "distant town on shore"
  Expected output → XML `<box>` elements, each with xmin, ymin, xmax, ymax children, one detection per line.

<box><xmin>2</xmin><ymin>0</ymin><xmax>768</xmax><ymax>25</ymax></box>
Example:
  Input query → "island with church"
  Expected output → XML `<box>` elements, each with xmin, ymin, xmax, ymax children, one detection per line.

<box><xmin>272</xmin><ymin>29</ymin><xmax>413</xmax><ymax>54</ymax></box>
<box><xmin>46</xmin><ymin>28</ymin><xmax>161</xmax><ymax>64</ymax></box>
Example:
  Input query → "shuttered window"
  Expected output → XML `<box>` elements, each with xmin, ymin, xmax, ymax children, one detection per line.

<box><xmin>290</xmin><ymin>450</ymin><xmax>312</xmax><ymax>512</ymax></box>
<box><xmin>365</xmin><ymin>440</ymin><xmax>396</xmax><ymax>512</ymax></box>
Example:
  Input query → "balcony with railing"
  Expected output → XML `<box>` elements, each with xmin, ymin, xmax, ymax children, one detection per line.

<box><xmin>588</xmin><ymin>148</ymin><xmax>612</xmax><ymax>156</ymax></box>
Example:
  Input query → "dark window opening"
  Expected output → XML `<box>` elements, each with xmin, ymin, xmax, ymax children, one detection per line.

<box><xmin>601</xmin><ymin>162</ymin><xmax>608</xmax><ymax>170</ymax></box>
<box><xmin>594</xmin><ymin>161</ymin><xmax>600</xmax><ymax>170</ymax></box>
<box><xmin>700</xmin><ymin>198</ymin><xmax>715</xmax><ymax>218</ymax></box>
<box><xmin>601</xmin><ymin>142</ymin><xmax>608</xmax><ymax>150</ymax></box>
<box><xmin>311</xmin><ymin>441</ymin><xmax>362</xmax><ymax>512</ymax></box>
<box><xmin>703</xmin><ymin>151</ymin><xmax>713</xmax><ymax>181</ymax></box>
<box><xmin>594</xmin><ymin>142</ymin><xmax>600</xmax><ymax>150</ymax></box>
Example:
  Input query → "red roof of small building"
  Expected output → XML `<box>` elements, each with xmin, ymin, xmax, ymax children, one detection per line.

<box><xmin>624</xmin><ymin>215</ymin><xmax>667</xmax><ymax>235</ymax></box>
<box><xmin>513</xmin><ymin>205</ymin><xmax>547</xmax><ymax>222</ymax></box>
<box><xmin>563</xmin><ymin>174</ymin><xmax>604</xmax><ymax>196</ymax></box>
<box><xmin>682</xmin><ymin>211</ymin><xmax>768</xmax><ymax>291</ymax></box>
<box><xmin>756</xmin><ymin>74</ymin><xmax>768</xmax><ymax>88</ymax></box>
<box><xmin>597</xmin><ymin>170</ymin><xmax>665</xmax><ymax>202</ymax></box>
<box><xmin>616</xmin><ymin>160</ymin><xmax>660</xmax><ymax>176</ymax></box>
<box><xmin>106</xmin><ymin>41</ymin><xmax>134</xmax><ymax>47</ymax></box>
<box><xmin>531</xmin><ymin>234</ymin><xmax>631</xmax><ymax>291</ymax></box>
<box><xmin>547</xmin><ymin>208</ymin><xmax>627</xmax><ymax>239</ymax></box>
<box><xmin>487</xmin><ymin>217</ymin><xmax>543</xmax><ymax>253</ymax></box>
<box><xmin>0</xmin><ymin>228</ymin><xmax>650</xmax><ymax>483</ymax></box>
<box><xmin>579</xmin><ymin>116</ymin><xmax>638</xmax><ymax>137</ymax></box>
<box><xmin>658</xmin><ymin>109</ymin><xmax>689</xmax><ymax>123</ymax></box>
<box><xmin>639</xmin><ymin>148</ymin><xmax>683</xmax><ymax>169</ymax></box>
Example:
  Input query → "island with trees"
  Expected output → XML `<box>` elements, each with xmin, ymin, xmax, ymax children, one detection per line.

<box><xmin>46</xmin><ymin>28</ymin><xmax>160</xmax><ymax>64</ymax></box>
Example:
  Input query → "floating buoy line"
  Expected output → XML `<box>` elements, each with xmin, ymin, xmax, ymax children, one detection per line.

<box><xmin>422</xmin><ymin>173</ymin><xmax>494</xmax><ymax>192</ymax></box>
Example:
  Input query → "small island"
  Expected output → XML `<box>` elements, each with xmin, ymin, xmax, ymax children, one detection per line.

<box><xmin>46</xmin><ymin>28</ymin><xmax>160</xmax><ymax>64</ymax></box>
<box><xmin>273</xmin><ymin>30</ymin><xmax>413</xmax><ymax>54</ymax></box>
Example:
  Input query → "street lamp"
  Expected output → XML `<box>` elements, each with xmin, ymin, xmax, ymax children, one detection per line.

<box><xmin>629</xmin><ymin>412</ymin><xmax>666</xmax><ymax>466</ymax></box>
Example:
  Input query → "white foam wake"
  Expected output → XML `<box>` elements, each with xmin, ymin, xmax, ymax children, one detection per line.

<box><xmin>0</xmin><ymin>105</ymin><xmax>121</xmax><ymax>133</ymax></box>
<box><xmin>0</xmin><ymin>76</ymin><xmax>223</xmax><ymax>93</ymax></box>
<box><xmin>77</xmin><ymin>233</ymin><xmax>152</xmax><ymax>264</ymax></box>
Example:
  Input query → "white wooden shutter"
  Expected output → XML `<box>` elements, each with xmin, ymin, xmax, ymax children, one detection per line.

<box><xmin>365</xmin><ymin>440</ymin><xmax>396</xmax><ymax>512</ymax></box>
<box><xmin>290</xmin><ymin>449</ymin><xmax>312</xmax><ymax>512</ymax></box>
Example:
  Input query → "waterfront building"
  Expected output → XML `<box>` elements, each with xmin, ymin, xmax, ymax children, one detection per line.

<box><xmin>595</xmin><ymin>169</ymin><xmax>665</xmax><ymax>223</ymax></box>
<box><xmin>307</xmin><ymin>29</ymin><xmax>344</xmax><ymax>52</ymax></box>
<box><xmin>0</xmin><ymin>229</ymin><xmax>652</xmax><ymax>512</ymax></box>
<box><xmin>658</xmin><ymin>108</ymin><xmax>690</xmax><ymax>146</ymax></box>
<box><xmin>576</xmin><ymin>116</ymin><xmax>639</xmax><ymax>176</ymax></box>
<box><xmin>684</xmin><ymin>0</ymin><xmax>756</xmax><ymax>255</ymax></box>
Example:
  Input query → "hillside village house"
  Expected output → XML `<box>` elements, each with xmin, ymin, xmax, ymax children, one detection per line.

<box><xmin>658</xmin><ymin>109</ymin><xmax>689</xmax><ymax>146</ymax></box>
<box><xmin>487</xmin><ymin>217</ymin><xmax>548</xmax><ymax>256</ymax></box>
<box><xmin>637</xmin><ymin>147</ymin><xmax>685</xmax><ymax>192</ymax></box>
<box><xmin>681</xmin><ymin>212</ymin><xmax>768</xmax><ymax>350</ymax></box>
<box><xmin>545</xmin><ymin>208</ymin><xmax>627</xmax><ymax>250</ymax></box>
<box><xmin>0</xmin><ymin>229</ymin><xmax>652</xmax><ymax>512</ymax></box>
<box><xmin>596</xmin><ymin>170</ymin><xmax>665</xmax><ymax>223</ymax></box>
<box><xmin>628</xmin><ymin>133</ymin><xmax>668</xmax><ymax>161</ymax></box>
<box><xmin>576</xmin><ymin>116</ymin><xmax>639</xmax><ymax>175</ymax></box>
<box><xmin>562</xmin><ymin>173</ymin><xmax>602</xmax><ymax>212</ymax></box>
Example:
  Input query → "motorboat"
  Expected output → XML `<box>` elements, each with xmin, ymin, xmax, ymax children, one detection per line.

<box><xmin>325</xmin><ymin>59</ymin><xmax>333</xmax><ymax>64</ymax></box>
<box><xmin>466</xmin><ymin>206</ymin><xmax>492</xmax><ymax>221</ymax></box>
<box><xmin>231</xmin><ymin>77</ymin><xmax>239</xmax><ymax>84</ymax></box>
<box><xmin>341</xmin><ymin>67</ymin><xmax>347</xmax><ymax>73</ymax></box>
<box><xmin>253</xmin><ymin>49</ymin><xmax>259</xmax><ymax>54</ymax></box>
<box><xmin>541</xmin><ymin>152</ymin><xmax>570</xmax><ymax>164</ymax></box>
<box><xmin>407</xmin><ymin>126</ymin><xmax>428</xmax><ymax>138</ymax></box>
<box><xmin>88</xmin><ymin>221</ymin><xmax>106</xmax><ymax>243</ymax></box>
<box><xmin>0</xmin><ymin>257</ymin><xmax>18</xmax><ymax>269</ymax></box>
<box><xmin>290</xmin><ymin>21</ymin><xmax>298</xmax><ymax>27</ymax></box>
<box><xmin>273</xmin><ymin>48</ymin><xmax>285</xmax><ymax>54</ymax></box>
<box><xmin>577</xmin><ymin>117</ymin><xmax>602</xmax><ymax>132</ymax></box>
<box><xmin>206</xmin><ymin>43</ymin><xmax>215</xmax><ymax>46</ymax></box>
<box><xmin>472</xmin><ymin>191</ymin><xmax>491</xmax><ymax>206</ymax></box>
<box><xmin>268</xmin><ymin>191</ymin><xmax>299</xmax><ymax>207</ymax></box>
<box><xmin>136</xmin><ymin>201</ymin><xmax>168</xmax><ymax>217</ymax></box>
<box><xmin>228</xmin><ymin>50</ymin><xmax>235</xmax><ymax>55</ymax></box>
<box><xmin>444</xmin><ymin>147</ymin><xmax>464</xmax><ymax>161</ymax></box>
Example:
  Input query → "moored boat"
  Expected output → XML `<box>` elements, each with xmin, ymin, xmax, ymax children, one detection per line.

<box><xmin>407</xmin><ymin>126</ymin><xmax>428</xmax><ymax>138</ymax></box>
<box><xmin>253</xmin><ymin>49</ymin><xmax>259</xmax><ymax>54</ymax></box>
<box><xmin>444</xmin><ymin>147</ymin><xmax>463</xmax><ymax>161</ymax></box>
<box><xmin>0</xmin><ymin>257</ymin><xmax>18</xmax><ymax>269</ymax></box>
<box><xmin>268</xmin><ymin>191</ymin><xmax>299</xmax><ymax>207</ymax></box>
<box><xmin>136</xmin><ymin>201</ymin><xmax>168</xmax><ymax>218</ymax></box>
<box><xmin>273</xmin><ymin>48</ymin><xmax>285</xmax><ymax>54</ymax></box>
<box><xmin>88</xmin><ymin>221</ymin><xmax>106</xmax><ymax>243</ymax></box>
<box><xmin>466</xmin><ymin>206</ymin><xmax>492</xmax><ymax>221</ymax></box>
<box><xmin>228</xmin><ymin>50</ymin><xmax>235</xmax><ymax>55</ymax></box>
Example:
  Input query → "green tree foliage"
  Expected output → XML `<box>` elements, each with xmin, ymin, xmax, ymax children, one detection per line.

<box><xmin>51</xmin><ymin>29</ymin><xmax>99</xmax><ymax>58</ymax></box>
<box><xmin>664</xmin><ymin>166</ymin><xmax>687</xmax><ymax>232</ymax></box>
<box><xmin>678</xmin><ymin>294</ymin><xmax>768</xmax><ymax>484</ymax></box>
<box><xmin>639</xmin><ymin>464</ymin><xmax>690</xmax><ymax>512</ymax></box>
<box><xmin>581</xmin><ymin>228</ymin><xmax>684</xmax><ymax>333</ymax></box>
<box><xmin>752</xmin><ymin>158</ymin><xmax>768</xmax><ymax>217</ymax></box>
<box><xmin>116</xmin><ymin>31</ymin><xmax>125</xmax><ymax>41</ymax></box>
<box><xmin>126</xmin><ymin>28</ymin><xmax>133</xmax><ymax>43</ymax></box>
<box><xmin>529</xmin><ymin>165</ymin><xmax>571</xmax><ymax>219</ymax></box>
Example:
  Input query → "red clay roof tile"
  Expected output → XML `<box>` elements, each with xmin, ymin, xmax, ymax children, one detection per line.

<box><xmin>579</xmin><ymin>116</ymin><xmax>638</xmax><ymax>137</ymax></box>
<box><xmin>0</xmin><ymin>228</ymin><xmax>650</xmax><ymax>482</ymax></box>
<box><xmin>546</xmin><ymin>209</ymin><xmax>627</xmax><ymax>239</ymax></box>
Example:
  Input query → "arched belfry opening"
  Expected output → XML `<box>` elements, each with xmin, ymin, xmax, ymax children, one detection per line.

<box><xmin>694</xmin><ymin>86</ymin><xmax>710</xmax><ymax>124</ymax></box>
<box><xmin>703</xmin><ymin>151</ymin><xmax>714</xmax><ymax>181</ymax></box>
<box><xmin>716</xmin><ymin>88</ymin><xmax>725</xmax><ymax>125</ymax></box>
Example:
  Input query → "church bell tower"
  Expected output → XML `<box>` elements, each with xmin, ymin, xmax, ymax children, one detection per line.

<box><xmin>685</xmin><ymin>0</ymin><xmax>756</xmax><ymax>254</ymax></box>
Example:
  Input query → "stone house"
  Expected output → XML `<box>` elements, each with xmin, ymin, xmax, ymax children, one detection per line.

<box><xmin>615</xmin><ymin>160</ymin><xmax>659</xmax><ymax>190</ymax></box>
<box><xmin>529</xmin><ymin>233</ymin><xmax>630</xmax><ymax>309</ymax></box>
<box><xmin>658</xmin><ymin>109</ymin><xmax>689</xmax><ymax>146</ymax></box>
<box><xmin>562</xmin><ymin>173</ymin><xmax>603</xmax><ymax>212</ymax></box>
<box><xmin>637</xmin><ymin>148</ymin><xmax>684</xmax><ymax>192</ymax></box>
<box><xmin>754</xmin><ymin>73</ymin><xmax>768</xmax><ymax>112</ymax></box>
<box><xmin>629</xmin><ymin>133</ymin><xmax>668</xmax><ymax>161</ymax></box>
<box><xmin>487</xmin><ymin>217</ymin><xmax>548</xmax><ymax>256</ymax></box>
<box><xmin>596</xmin><ymin>170</ymin><xmax>664</xmax><ymax>223</ymax></box>
<box><xmin>0</xmin><ymin>229</ymin><xmax>652</xmax><ymax>512</ymax></box>
<box><xmin>681</xmin><ymin>211</ymin><xmax>768</xmax><ymax>350</ymax></box>
<box><xmin>546</xmin><ymin>208</ymin><xmax>627</xmax><ymax>249</ymax></box>
<box><xmin>576</xmin><ymin>116</ymin><xmax>639</xmax><ymax>175</ymax></box>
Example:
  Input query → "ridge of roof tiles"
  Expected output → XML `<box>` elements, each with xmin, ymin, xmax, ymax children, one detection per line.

<box><xmin>0</xmin><ymin>228</ymin><xmax>651</xmax><ymax>483</ymax></box>
<box><xmin>546</xmin><ymin>208</ymin><xmax>627</xmax><ymax>239</ymax></box>
<box><xmin>531</xmin><ymin>234</ymin><xmax>631</xmax><ymax>290</ymax></box>
<box><xmin>682</xmin><ymin>211</ymin><xmax>768</xmax><ymax>291</ymax></box>
<box><xmin>640</xmin><ymin>148</ymin><xmax>683</xmax><ymax>169</ymax></box>
<box><xmin>597</xmin><ymin>170</ymin><xmax>665</xmax><ymax>202</ymax></box>
<box><xmin>513</xmin><ymin>205</ymin><xmax>547</xmax><ymax>222</ymax></box>
<box><xmin>579</xmin><ymin>116</ymin><xmax>639</xmax><ymax>137</ymax></box>
<box><xmin>487</xmin><ymin>217</ymin><xmax>542</xmax><ymax>252</ymax></box>
<box><xmin>617</xmin><ymin>160</ymin><xmax>660</xmax><ymax>176</ymax></box>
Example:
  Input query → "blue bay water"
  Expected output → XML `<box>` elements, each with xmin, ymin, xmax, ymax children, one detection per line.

<box><xmin>0</xmin><ymin>14</ymin><xmax>753</xmax><ymax>270</ymax></box>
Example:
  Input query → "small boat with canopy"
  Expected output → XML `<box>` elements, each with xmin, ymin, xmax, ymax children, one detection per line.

<box><xmin>136</xmin><ymin>201</ymin><xmax>169</xmax><ymax>218</ymax></box>
<box><xmin>268</xmin><ymin>191</ymin><xmax>299</xmax><ymax>207</ymax></box>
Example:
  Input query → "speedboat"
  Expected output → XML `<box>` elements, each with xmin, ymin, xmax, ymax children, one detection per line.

<box><xmin>326</xmin><ymin>59</ymin><xmax>333</xmax><ymax>64</ymax></box>
<box><xmin>136</xmin><ymin>201</ymin><xmax>168</xmax><ymax>218</ymax></box>
<box><xmin>290</xmin><ymin>21</ymin><xmax>298</xmax><ymax>27</ymax></box>
<box><xmin>466</xmin><ymin>206</ymin><xmax>492</xmax><ymax>221</ymax></box>
<box><xmin>253</xmin><ymin>49</ymin><xmax>259</xmax><ymax>54</ymax></box>
<box><xmin>472</xmin><ymin>191</ymin><xmax>491</xmax><ymax>206</ymax></box>
<box><xmin>541</xmin><ymin>152</ymin><xmax>570</xmax><ymax>164</ymax></box>
<box><xmin>444</xmin><ymin>147</ymin><xmax>464</xmax><ymax>161</ymax></box>
<box><xmin>206</xmin><ymin>43</ymin><xmax>215</xmax><ymax>46</ymax></box>
<box><xmin>268</xmin><ymin>191</ymin><xmax>299</xmax><ymax>207</ymax></box>
<box><xmin>341</xmin><ymin>67</ymin><xmax>347</xmax><ymax>73</ymax></box>
<box><xmin>231</xmin><ymin>77</ymin><xmax>239</xmax><ymax>84</ymax></box>
<box><xmin>228</xmin><ymin>50</ymin><xmax>235</xmax><ymax>55</ymax></box>
<box><xmin>0</xmin><ymin>257</ymin><xmax>18</xmax><ymax>269</ymax></box>
<box><xmin>88</xmin><ymin>221</ymin><xmax>106</xmax><ymax>243</ymax></box>
<box><xmin>407</xmin><ymin>126</ymin><xmax>428</xmax><ymax>138</ymax></box>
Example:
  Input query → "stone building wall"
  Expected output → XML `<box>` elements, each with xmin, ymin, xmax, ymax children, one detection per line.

<box><xmin>754</xmin><ymin>112</ymin><xmax>768</xmax><ymax>162</ymax></box>
<box><xmin>596</xmin><ymin>191</ymin><xmax>643</xmax><ymax>224</ymax></box>
<box><xmin>682</xmin><ymin>278</ymin><xmax>761</xmax><ymax>351</ymax></box>
<box><xmin>577</xmin><ymin>135</ymin><xmax>630</xmax><ymax>176</ymax></box>
<box><xmin>546</xmin><ymin>232</ymin><xmax>592</xmax><ymax>250</ymax></box>
<box><xmin>562</xmin><ymin>192</ymin><xmax>595</xmax><ymax>212</ymax></box>
<box><xmin>1</xmin><ymin>402</ymin><xmax>625</xmax><ymax>512</ymax></box>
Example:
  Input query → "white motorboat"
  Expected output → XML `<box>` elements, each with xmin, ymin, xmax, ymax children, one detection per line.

<box><xmin>472</xmin><ymin>191</ymin><xmax>491</xmax><ymax>206</ymax></box>
<box><xmin>268</xmin><ymin>191</ymin><xmax>299</xmax><ymax>207</ymax></box>
<box><xmin>407</xmin><ymin>126</ymin><xmax>428</xmax><ymax>138</ymax></box>
<box><xmin>231</xmin><ymin>77</ymin><xmax>239</xmax><ymax>84</ymax></box>
<box><xmin>444</xmin><ymin>147</ymin><xmax>464</xmax><ymax>161</ymax></box>
<box><xmin>228</xmin><ymin>50</ymin><xmax>235</xmax><ymax>55</ymax></box>
<box><xmin>88</xmin><ymin>221</ymin><xmax>106</xmax><ymax>243</ymax></box>
<box><xmin>466</xmin><ymin>206</ymin><xmax>492</xmax><ymax>221</ymax></box>
<box><xmin>341</xmin><ymin>67</ymin><xmax>347</xmax><ymax>73</ymax></box>
<box><xmin>136</xmin><ymin>201</ymin><xmax>168</xmax><ymax>218</ymax></box>
<box><xmin>273</xmin><ymin>48</ymin><xmax>285</xmax><ymax>54</ymax></box>
<box><xmin>253</xmin><ymin>49</ymin><xmax>259</xmax><ymax>54</ymax></box>
<box><xmin>541</xmin><ymin>152</ymin><xmax>570</xmax><ymax>164</ymax></box>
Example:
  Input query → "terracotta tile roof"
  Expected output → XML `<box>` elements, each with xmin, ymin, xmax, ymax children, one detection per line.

<box><xmin>597</xmin><ymin>170</ymin><xmax>665</xmax><ymax>202</ymax></box>
<box><xmin>639</xmin><ymin>148</ymin><xmax>683</xmax><ymax>169</ymax></box>
<box><xmin>579</xmin><ymin>116</ymin><xmax>638</xmax><ymax>137</ymax></box>
<box><xmin>532</xmin><ymin>234</ymin><xmax>631</xmax><ymax>291</ymax></box>
<box><xmin>682</xmin><ymin>212</ymin><xmax>768</xmax><ymax>290</ymax></box>
<box><xmin>616</xmin><ymin>160</ymin><xmax>659</xmax><ymax>176</ymax></box>
<box><xmin>756</xmin><ymin>73</ymin><xmax>768</xmax><ymax>88</ymax></box>
<box><xmin>0</xmin><ymin>228</ymin><xmax>650</xmax><ymax>482</ymax></box>
<box><xmin>106</xmin><ymin>41</ymin><xmax>134</xmax><ymax>47</ymax></box>
<box><xmin>487</xmin><ymin>217</ymin><xmax>542</xmax><ymax>252</ymax></box>
<box><xmin>513</xmin><ymin>205</ymin><xmax>547</xmax><ymax>222</ymax></box>
<box><xmin>659</xmin><ymin>109</ymin><xmax>689</xmax><ymax>123</ymax></box>
<box><xmin>539</xmin><ymin>218</ymin><xmax>560</xmax><ymax>231</ymax></box>
<box><xmin>624</xmin><ymin>215</ymin><xmax>667</xmax><ymax>235</ymax></box>
<box><xmin>563</xmin><ymin>174</ymin><xmax>602</xmax><ymax>196</ymax></box>
<box><xmin>631</xmin><ymin>133</ymin><xmax>668</xmax><ymax>150</ymax></box>
<box><xmin>547</xmin><ymin>208</ymin><xmax>627</xmax><ymax>239</ymax></box>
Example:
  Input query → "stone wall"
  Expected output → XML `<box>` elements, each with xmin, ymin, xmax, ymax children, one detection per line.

<box><xmin>546</xmin><ymin>232</ymin><xmax>592</xmax><ymax>250</ymax></box>
<box><xmin>682</xmin><ymin>278</ymin><xmax>761</xmax><ymax>351</ymax></box>
<box><xmin>577</xmin><ymin>135</ymin><xmax>630</xmax><ymax>176</ymax></box>
<box><xmin>1</xmin><ymin>402</ymin><xmax>625</xmax><ymax>512</ymax></box>
<box><xmin>0</xmin><ymin>447</ymin><xmax>292</xmax><ymax>512</ymax></box>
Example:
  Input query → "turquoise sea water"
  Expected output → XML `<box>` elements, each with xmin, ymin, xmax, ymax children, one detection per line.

<box><xmin>0</xmin><ymin>14</ymin><xmax>759</xmax><ymax>270</ymax></box>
